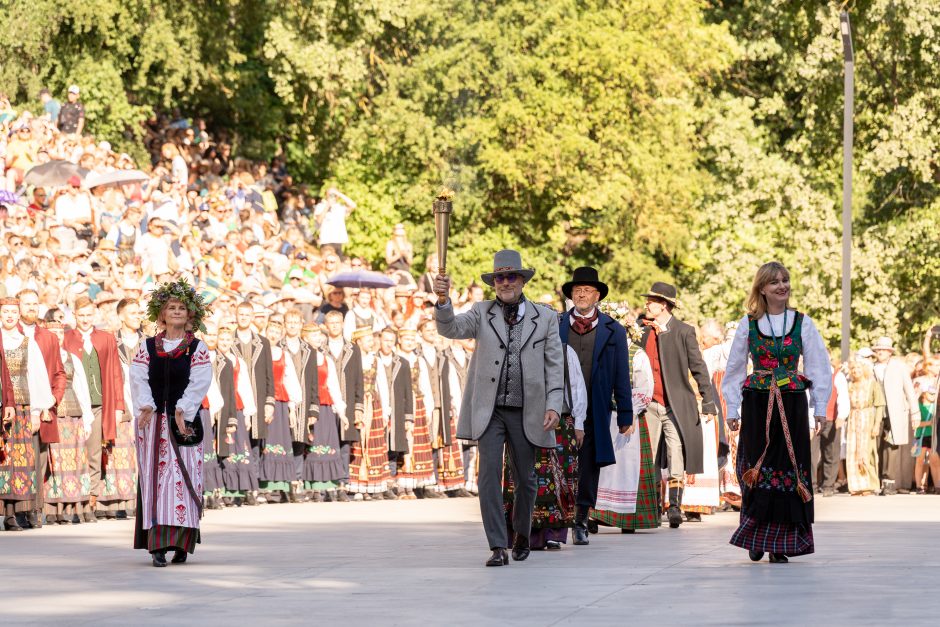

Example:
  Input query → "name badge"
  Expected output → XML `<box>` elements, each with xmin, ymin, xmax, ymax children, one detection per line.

<box><xmin>773</xmin><ymin>366</ymin><xmax>791</xmax><ymax>387</ymax></box>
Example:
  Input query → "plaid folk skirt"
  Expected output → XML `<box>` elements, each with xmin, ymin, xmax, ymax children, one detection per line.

<box><xmin>729</xmin><ymin>389</ymin><xmax>814</xmax><ymax>556</ymax></box>
<box><xmin>592</xmin><ymin>414</ymin><xmax>661</xmax><ymax>530</ymax></box>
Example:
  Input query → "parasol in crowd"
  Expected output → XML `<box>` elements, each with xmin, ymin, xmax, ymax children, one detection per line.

<box><xmin>0</xmin><ymin>190</ymin><xmax>24</xmax><ymax>207</ymax></box>
<box><xmin>85</xmin><ymin>169</ymin><xmax>150</xmax><ymax>188</ymax></box>
<box><xmin>23</xmin><ymin>160</ymin><xmax>89</xmax><ymax>187</ymax></box>
<box><xmin>327</xmin><ymin>270</ymin><xmax>396</xmax><ymax>290</ymax></box>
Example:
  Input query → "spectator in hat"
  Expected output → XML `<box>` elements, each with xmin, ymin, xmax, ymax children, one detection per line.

<box><xmin>58</xmin><ymin>85</ymin><xmax>85</xmax><ymax>135</ymax></box>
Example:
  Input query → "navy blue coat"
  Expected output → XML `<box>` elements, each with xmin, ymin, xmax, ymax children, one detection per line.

<box><xmin>559</xmin><ymin>310</ymin><xmax>633</xmax><ymax>466</ymax></box>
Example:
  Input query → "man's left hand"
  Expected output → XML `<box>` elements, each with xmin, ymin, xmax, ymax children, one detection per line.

<box><xmin>543</xmin><ymin>410</ymin><xmax>560</xmax><ymax>431</ymax></box>
<box><xmin>619</xmin><ymin>424</ymin><xmax>635</xmax><ymax>436</ymax></box>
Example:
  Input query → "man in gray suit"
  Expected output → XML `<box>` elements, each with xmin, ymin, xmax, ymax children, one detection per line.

<box><xmin>434</xmin><ymin>249</ymin><xmax>564</xmax><ymax>567</ymax></box>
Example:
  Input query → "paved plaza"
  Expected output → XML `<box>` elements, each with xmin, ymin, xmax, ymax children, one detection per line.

<box><xmin>2</xmin><ymin>494</ymin><xmax>937</xmax><ymax>626</ymax></box>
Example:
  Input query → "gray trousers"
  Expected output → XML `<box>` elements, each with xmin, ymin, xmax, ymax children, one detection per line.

<box><xmin>85</xmin><ymin>406</ymin><xmax>103</xmax><ymax>497</ymax></box>
<box><xmin>811</xmin><ymin>421</ymin><xmax>841</xmax><ymax>490</ymax></box>
<box><xmin>646</xmin><ymin>402</ymin><xmax>684</xmax><ymax>482</ymax></box>
<box><xmin>477</xmin><ymin>407</ymin><xmax>535</xmax><ymax>550</ymax></box>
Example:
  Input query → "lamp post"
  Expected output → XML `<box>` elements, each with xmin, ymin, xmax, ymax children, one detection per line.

<box><xmin>840</xmin><ymin>10</ymin><xmax>854</xmax><ymax>362</ymax></box>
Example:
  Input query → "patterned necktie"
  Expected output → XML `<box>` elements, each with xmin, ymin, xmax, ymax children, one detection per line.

<box><xmin>500</xmin><ymin>300</ymin><xmax>520</xmax><ymax>326</ymax></box>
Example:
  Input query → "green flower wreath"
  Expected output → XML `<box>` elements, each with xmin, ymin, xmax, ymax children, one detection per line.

<box><xmin>147</xmin><ymin>278</ymin><xmax>209</xmax><ymax>333</ymax></box>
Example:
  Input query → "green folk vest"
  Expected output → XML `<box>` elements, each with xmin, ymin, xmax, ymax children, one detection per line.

<box><xmin>82</xmin><ymin>347</ymin><xmax>103</xmax><ymax>407</ymax></box>
<box><xmin>744</xmin><ymin>312</ymin><xmax>809</xmax><ymax>392</ymax></box>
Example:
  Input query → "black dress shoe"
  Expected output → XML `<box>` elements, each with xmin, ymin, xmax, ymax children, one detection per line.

<box><xmin>84</xmin><ymin>510</ymin><xmax>98</xmax><ymax>523</ymax></box>
<box><xmin>685</xmin><ymin>512</ymin><xmax>702</xmax><ymax>522</ymax></box>
<box><xmin>573</xmin><ymin>523</ymin><xmax>590</xmax><ymax>545</ymax></box>
<box><xmin>454</xmin><ymin>488</ymin><xmax>473</xmax><ymax>498</ymax></box>
<box><xmin>171</xmin><ymin>550</ymin><xmax>188</xmax><ymax>564</ymax></box>
<box><xmin>587</xmin><ymin>519</ymin><xmax>599</xmax><ymax>534</ymax></box>
<box><xmin>545</xmin><ymin>540</ymin><xmax>562</xmax><ymax>550</ymax></box>
<box><xmin>486</xmin><ymin>548</ymin><xmax>509</xmax><ymax>567</ymax></box>
<box><xmin>749</xmin><ymin>550</ymin><xmax>765</xmax><ymax>562</ymax></box>
<box><xmin>511</xmin><ymin>535</ymin><xmax>530</xmax><ymax>561</ymax></box>
<box><xmin>152</xmin><ymin>551</ymin><xmax>167</xmax><ymax>567</ymax></box>
<box><xmin>769</xmin><ymin>553</ymin><xmax>789</xmax><ymax>563</ymax></box>
<box><xmin>621</xmin><ymin>528</ymin><xmax>635</xmax><ymax>534</ymax></box>
<box><xmin>335</xmin><ymin>490</ymin><xmax>350</xmax><ymax>502</ymax></box>
<box><xmin>27</xmin><ymin>511</ymin><xmax>43</xmax><ymax>528</ymax></box>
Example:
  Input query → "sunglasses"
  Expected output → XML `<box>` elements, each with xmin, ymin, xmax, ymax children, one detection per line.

<box><xmin>493</xmin><ymin>273</ymin><xmax>520</xmax><ymax>284</ymax></box>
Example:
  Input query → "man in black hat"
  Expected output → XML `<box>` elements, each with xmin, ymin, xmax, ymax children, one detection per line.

<box><xmin>560</xmin><ymin>267</ymin><xmax>633</xmax><ymax>545</ymax></box>
<box><xmin>639</xmin><ymin>282</ymin><xmax>716</xmax><ymax>528</ymax></box>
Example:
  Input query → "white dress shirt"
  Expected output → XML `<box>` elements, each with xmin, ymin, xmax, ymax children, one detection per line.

<box><xmin>721</xmin><ymin>311</ymin><xmax>832</xmax><ymax>421</ymax></box>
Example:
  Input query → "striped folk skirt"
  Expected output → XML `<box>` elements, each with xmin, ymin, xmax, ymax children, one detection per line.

<box><xmin>396</xmin><ymin>397</ymin><xmax>435</xmax><ymax>489</ymax></box>
<box><xmin>134</xmin><ymin>412</ymin><xmax>203</xmax><ymax>555</ymax></box>
<box><xmin>436</xmin><ymin>413</ymin><xmax>465</xmax><ymax>491</ymax></box>
<box><xmin>348</xmin><ymin>401</ymin><xmax>390</xmax><ymax>494</ymax></box>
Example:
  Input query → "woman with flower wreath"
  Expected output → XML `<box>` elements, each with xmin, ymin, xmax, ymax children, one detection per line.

<box><xmin>129</xmin><ymin>279</ymin><xmax>213</xmax><ymax>567</ymax></box>
<box><xmin>722</xmin><ymin>262</ymin><xmax>832</xmax><ymax>564</ymax></box>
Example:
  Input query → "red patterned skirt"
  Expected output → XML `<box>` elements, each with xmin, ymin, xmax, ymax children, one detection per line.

<box><xmin>0</xmin><ymin>405</ymin><xmax>37</xmax><ymax>504</ymax></box>
<box><xmin>101</xmin><ymin>419</ymin><xmax>137</xmax><ymax>504</ymax></box>
<box><xmin>437</xmin><ymin>414</ymin><xmax>465</xmax><ymax>491</ymax></box>
<box><xmin>45</xmin><ymin>415</ymin><xmax>90</xmax><ymax>504</ymax></box>
<box><xmin>348</xmin><ymin>401</ymin><xmax>390</xmax><ymax>493</ymax></box>
<box><xmin>397</xmin><ymin>397</ymin><xmax>435</xmax><ymax>489</ymax></box>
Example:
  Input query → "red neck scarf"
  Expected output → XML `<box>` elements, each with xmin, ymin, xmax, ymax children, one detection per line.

<box><xmin>571</xmin><ymin>308</ymin><xmax>599</xmax><ymax>335</ymax></box>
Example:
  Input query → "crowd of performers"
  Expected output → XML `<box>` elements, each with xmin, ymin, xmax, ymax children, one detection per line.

<box><xmin>3</xmin><ymin>259</ymin><xmax>935</xmax><ymax>569</ymax></box>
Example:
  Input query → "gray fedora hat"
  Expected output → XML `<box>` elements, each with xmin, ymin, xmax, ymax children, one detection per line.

<box><xmin>480</xmin><ymin>249</ymin><xmax>536</xmax><ymax>287</ymax></box>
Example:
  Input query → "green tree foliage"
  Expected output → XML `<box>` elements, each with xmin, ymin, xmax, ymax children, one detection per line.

<box><xmin>2</xmin><ymin>0</ymin><xmax>938</xmax><ymax>349</ymax></box>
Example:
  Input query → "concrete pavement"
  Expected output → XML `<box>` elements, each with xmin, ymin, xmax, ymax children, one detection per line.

<box><xmin>1</xmin><ymin>494</ymin><xmax>937</xmax><ymax>626</ymax></box>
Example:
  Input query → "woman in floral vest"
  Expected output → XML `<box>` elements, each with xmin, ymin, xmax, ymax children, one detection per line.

<box><xmin>721</xmin><ymin>262</ymin><xmax>832</xmax><ymax>564</ymax></box>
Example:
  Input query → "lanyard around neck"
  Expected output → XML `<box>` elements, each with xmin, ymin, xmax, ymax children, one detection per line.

<box><xmin>767</xmin><ymin>310</ymin><xmax>788</xmax><ymax>359</ymax></box>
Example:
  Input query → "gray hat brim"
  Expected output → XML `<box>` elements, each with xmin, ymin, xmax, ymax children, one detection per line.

<box><xmin>480</xmin><ymin>268</ymin><xmax>535</xmax><ymax>287</ymax></box>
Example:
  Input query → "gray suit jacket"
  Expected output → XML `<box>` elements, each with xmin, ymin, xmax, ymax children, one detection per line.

<box><xmin>435</xmin><ymin>298</ymin><xmax>564</xmax><ymax>448</ymax></box>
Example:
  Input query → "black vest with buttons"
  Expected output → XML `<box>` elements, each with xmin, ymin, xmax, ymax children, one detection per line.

<box><xmin>496</xmin><ymin>307</ymin><xmax>524</xmax><ymax>408</ymax></box>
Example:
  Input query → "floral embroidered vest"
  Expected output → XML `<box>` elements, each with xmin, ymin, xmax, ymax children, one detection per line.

<box><xmin>744</xmin><ymin>311</ymin><xmax>810</xmax><ymax>392</ymax></box>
